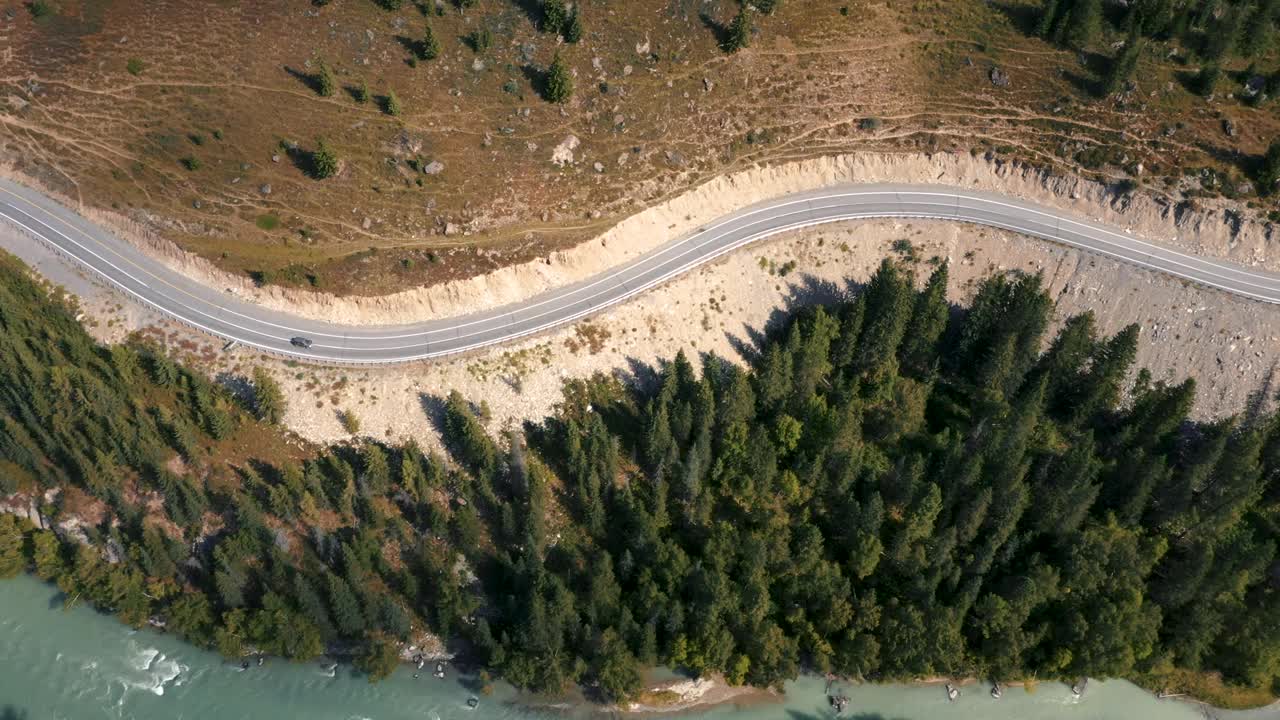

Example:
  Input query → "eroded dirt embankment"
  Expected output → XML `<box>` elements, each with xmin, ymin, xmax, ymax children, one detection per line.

<box><xmin>5</xmin><ymin>152</ymin><xmax>1276</xmax><ymax>328</ymax></box>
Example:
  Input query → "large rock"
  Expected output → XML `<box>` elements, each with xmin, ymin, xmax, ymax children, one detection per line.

<box><xmin>551</xmin><ymin>135</ymin><xmax>580</xmax><ymax>166</ymax></box>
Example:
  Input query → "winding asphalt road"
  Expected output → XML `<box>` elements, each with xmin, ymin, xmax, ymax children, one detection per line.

<box><xmin>2</xmin><ymin>177</ymin><xmax>1278</xmax><ymax>364</ymax></box>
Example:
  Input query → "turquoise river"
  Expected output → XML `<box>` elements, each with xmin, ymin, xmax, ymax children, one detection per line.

<box><xmin>1</xmin><ymin>573</ymin><xmax>1277</xmax><ymax>720</ymax></box>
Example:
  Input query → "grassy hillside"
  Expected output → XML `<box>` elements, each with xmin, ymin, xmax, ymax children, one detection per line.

<box><xmin>3</xmin><ymin>0</ymin><xmax>1279</xmax><ymax>294</ymax></box>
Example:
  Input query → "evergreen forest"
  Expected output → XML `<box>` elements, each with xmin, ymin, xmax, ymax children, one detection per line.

<box><xmin>0</xmin><ymin>250</ymin><xmax>1276</xmax><ymax>702</ymax></box>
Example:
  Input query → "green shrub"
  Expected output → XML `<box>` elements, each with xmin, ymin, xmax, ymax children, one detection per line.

<box><xmin>180</xmin><ymin>157</ymin><xmax>202</xmax><ymax>171</ymax></box>
<box><xmin>384</xmin><ymin>90</ymin><xmax>402</xmax><ymax>116</ymax></box>
<box><xmin>468</xmin><ymin>27</ymin><xmax>492</xmax><ymax>53</ymax></box>
<box><xmin>126</xmin><ymin>58</ymin><xmax>145</xmax><ymax>76</ymax></box>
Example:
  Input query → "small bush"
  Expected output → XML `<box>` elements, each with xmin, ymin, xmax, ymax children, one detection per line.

<box><xmin>859</xmin><ymin>117</ymin><xmax>883</xmax><ymax>131</ymax></box>
<box><xmin>189</xmin><ymin>133</ymin><xmax>206</xmax><ymax>146</ymax></box>
<box><xmin>126</xmin><ymin>58</ymin><xmax>145</xmax><ymax>76</ymax></box>
<box><xmin>340</xmin><ymin>409</ymin><xmax>362</xmax><ymax>435</ymax></box>
<box><xmin>468</xmin><ymin>27</ymin><xmax>492</xmax><ymax>53</ymax></box>
<box><xmin>212</xmin><ymin>129</ymin><xmax>224</xmax><ymax>140</ymax></box>
<box><xmin>256</xmin><ymin>214</ymin><xmax>281</xmax><ymax>231</ymax></box>
<box><xmin>354</xmin><ymin>79</ymin><xmax>370</xmax><ymax>103</ymax></box>
<box><xmin>180</xmin><ymin>157</ymin><xmax>202</xmax><ymax>171</ymax></box>
<box><xmin>29</xmin><ymin>1</ymin><xmax>53</xmax><ymax>18</ymax></box>
<box><xmin>384</xmin><ymin>90</ymin><xmax>402</xmax><ymax>116</ymax></box>
<box><xmin>375</xmin><ymin>0</ymin><xmax>403</xmax><ymax>9</ymax></box>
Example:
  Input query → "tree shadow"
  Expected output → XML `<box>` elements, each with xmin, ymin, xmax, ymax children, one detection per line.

<box><xmin>612</xmin><ymin>355</ymin><xmax>661</xmax><ymax>394</ymax></box>
<box><xmin>0</xmin><ymin>705</ymin><xmax>29</xmax><ymax>720</ymax></box>
<box><xmin>279</xmin><ymin>142</ymin><xmax>325</xmax><ymax>179</ymax></box>
<box><xmin>394</xmin><ymin>34</ymin><xmax>422</xmax><ymax>60</ymax></box>
<box><xmin>418</xmin><ymin>392</ymin><xmax>448</xmax><ymax>436</ymax></box>
<box><xmin>1195</xmin><ymin>139</ymin><xmax>1258</xmax><ymax>179</ymax></box>
<box><xmin>1174</xmin><ymin>69</ymin><xmax>1210</xmax><ymax>96</ymax></box>
<box><xmin>699</xmin><ymin>12</ymin><xmax>729</xmax><ymax>49</ymax></box>
<box><xmin>284</xmin><ymin>65</ymin><xmax>323</xmax><ymax>95</ymax></box>
<box><xmin>215</xmin><ymin>370</ymin><xmax>254</xmax><ymax>408</ymax></box>
<box><xmin>376</xmin><ymin>94</ymin><xmax>398</xmax><ymax>115</ymax></box>
<box><xmin>343</xmin><ymin>84</ymin><xmax>365</xmax><ymax>103</ymax></box>
<box><xmin>519</xmin><ymin>64</ymin><xmax>546</xmax><ymax>100</ymax></box>
<box><xmin>724</xmin><ymin>274</ymin><xmax>866</xmax><ymax>368</ymax></box>
<box><xmin>507</xmin><ymin>0</ymin><xmax>543</xmax><ymax>29</ymax></box>
<box><xmin>1062</xmin><ymin>70</ymin><xmax>1101</xmax><ymax>97</ymax></box>
<box><xmin>989</xmin><ymin>1</ymin><xmax>1042</xmax><ymax>37</ymax></box>
<box><xmin>1059</xmin><ymin>49</ymin><xmax>1111</xmax><ymax>97</ymax></box>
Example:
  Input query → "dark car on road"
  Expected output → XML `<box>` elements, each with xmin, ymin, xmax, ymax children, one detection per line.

<box><xmin>290</xmin><ymin>336</ymin><xmax>313</xmax><ymax>349</ymax></box>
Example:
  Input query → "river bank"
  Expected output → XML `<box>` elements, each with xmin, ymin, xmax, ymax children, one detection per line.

<box><xmin>3</xmin><ymin>572</ymin><xmax>1277</xmax><ymax>720</ymax></box>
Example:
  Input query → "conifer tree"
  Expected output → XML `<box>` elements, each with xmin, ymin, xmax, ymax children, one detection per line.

<box><xmin>311</xmin><ymin>138</ymin><xmax>340</xmax><ymax>179</ymax></box>
<box><xmin>564</xmin><ymin>8</ymin><xmax>583</xmax><ymax>43</ymax></box>
<box><xmin>420</xmin><ymin>24</ymin><xmax>441</xmax><ymax>61</ymax></box>
<box><xmin>1064</xmin><ymin>0</ymin><xmax>1102</xmax><ymax>49</ymax></box>
<box><xmin>315</xmin><ymin>61</ymin><xmax>336</xmax><ymax>97</ymax></box>
<box><xmin>725</xmin><ymin>7</ymin><xmax>753</xmax><ymax>53</ymax></box>
<box><xmin>251</xmin><ymin>367</ymin><xmax>286</xmax><ymax>425</ymax></box>
<box><xmin>544</xmin><ymin>53</ymin><xmax>573</xmax><ymax>103</ymax></box>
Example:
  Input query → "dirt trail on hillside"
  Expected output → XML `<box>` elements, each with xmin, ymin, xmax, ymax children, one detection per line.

<box><xmin>4</xmin><ymin>152</ymin><xmax>1276</xmax><ymax>328</ymax></box>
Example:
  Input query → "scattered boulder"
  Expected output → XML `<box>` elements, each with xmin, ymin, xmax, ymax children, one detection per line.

<box><xmin>664</xmin><ymin>149</ymin><xmax>686</xmax><ymax>167</ymax></box>
<box><xmin>551</xmin><ymin>135</ymin><xmax>580</xmax><ymax>166</ymax></box>
<box><xmin>271</xmin><ymin>154</ymin><xmax>281</xmax><ymax>163</ymax></box>
<box><xmin>1223</xmin><ymin>118</ymin><xmax>1237</xmax><ymax>137</ymax></box>
<box><xmin>703</xmin><ymin>77</ymin><xmax>714</xmax><ymax>92</ymax></box>
<box><xmin>423</xmin><ymin>160</ymin><xmax>445</xmax><ymax>175</ymax></box>
<box><xmin>361</xmin><ymin>216</ymin><xmax>372</xmax><ymax>230</ymax></box>
<box><xmin>990</xmin><ymin>67</ymin><xmax>1009</xmax><ymax>87</ymax></box>
<box><xmin>636</xmin><ymin>37</ymin><xmax>650</xmax><ymax>55</ymax></box>
<box><xmin>593</xmin><ymin>162</ymin><xmax>604</xmax><ymax>173</ymax></box>
<box><xmin>259</xmin><ymin>184</ymin><xmax>272</xmax><ymax>195</ymax></box>
<box><xmin>1244</xmin><ymin>75</ymin><xmax>1267</xmax><ymax>98</ymax></box>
